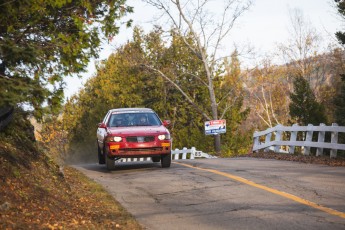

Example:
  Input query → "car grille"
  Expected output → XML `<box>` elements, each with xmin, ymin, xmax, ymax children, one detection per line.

<box><xmin>122</xmin><ymin>147</ymin><xmax>163</xmax><ymax>152</ymax></box>
<box><xmin>126</xmin><ymin>136</ymin><xmax>155</xmax><ymax>143</ymax></box>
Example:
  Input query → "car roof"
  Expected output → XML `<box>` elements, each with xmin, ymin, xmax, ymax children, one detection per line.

<box><xmin>109</xmin><ymin>108</ymin><xmax>154</xmax><ymax>113</ymax></box>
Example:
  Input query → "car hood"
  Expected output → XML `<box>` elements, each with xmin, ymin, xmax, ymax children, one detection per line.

<box><xmin>107</xmin><ymin>126</ymin><xmax>169</xmax><ymax>136</ymax></box>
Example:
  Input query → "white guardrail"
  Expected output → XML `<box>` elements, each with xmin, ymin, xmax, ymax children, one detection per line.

<box><xmin>118</xmin><ymin>147</ymin><xmax>216</xmax><ymax>162</ymax></box>
<box><xmin>253</xmin><ymin>123</ymin><xmax>345</xmax><ymax>158</ymax></box>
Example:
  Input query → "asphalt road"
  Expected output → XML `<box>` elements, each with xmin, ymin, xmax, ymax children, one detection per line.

<box><xmin>73</xmin><ymin>158</ymin><xmax>345</xmax><ymax>230</ymax></box>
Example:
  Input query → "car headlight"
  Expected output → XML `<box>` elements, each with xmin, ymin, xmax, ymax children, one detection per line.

<box><xmin>114</xmin><ymin>136</ymin><xmax>122</xmax><ymax>142</ymax></box>
<box><xmin>158</xmin><ymin>134</ymin><xmax>170</xmax><ymax>140</ymax></box>
<box><xmin>107</xmin><ymin>136</ymin><xmax>122</xmax><ymax>142</ymax></box>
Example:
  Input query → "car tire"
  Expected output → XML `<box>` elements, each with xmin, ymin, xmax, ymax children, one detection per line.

<box><xmin>98</xmin><ymin>144</ymin><xmax>105</xmax><ymax>164</ymax></box>
<box><xmin>105</xmin><ymin>154</ymin><xmax>116</xmax><ymax>170</ymax></box>
<box><xmin>161</xmin><ymin>153</ymin><xmax>171</xmax><ymax>168</ymax></box>
<box><xmin>152</xmin><ymin>156</ymin><xmax>161</xmax><ymax>163</ymax></box>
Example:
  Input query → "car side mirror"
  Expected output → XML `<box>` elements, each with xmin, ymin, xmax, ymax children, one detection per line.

<box><xmin>98</xmin><ymin>123</ymin><xmax>107</xmax><ymax>128</ymax></box>
<box><xmin>162</xmin><ymin>120</ymin><xmax>171</xmax><ymax>127</ymax></box>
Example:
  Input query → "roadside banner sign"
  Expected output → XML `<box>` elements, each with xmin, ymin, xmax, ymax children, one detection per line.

<box><xmin>205</xmin><ymin>120</ymin><xmax>226</xmax><ymax>135</ymax></box>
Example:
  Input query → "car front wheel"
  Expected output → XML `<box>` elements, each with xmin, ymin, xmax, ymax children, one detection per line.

<box><xmin>105</xmin><ymin>154</ymin><xmax>115</xmax><ymax>170</ymax></box>
<box><xmin>98</xmin><ymin>144</ymin><xmax>105</xmax><ymax>164</ymax></box>
<box><xmin>161</xmin><ymin>153</ymin><xmax>171</xmax><ymax>168</ymax></box>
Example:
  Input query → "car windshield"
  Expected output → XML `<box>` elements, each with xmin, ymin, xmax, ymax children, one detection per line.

<box><xmin>108</xmin><ymin>112</ymin><xmax>162</xmax><ymax>127</ymax></box>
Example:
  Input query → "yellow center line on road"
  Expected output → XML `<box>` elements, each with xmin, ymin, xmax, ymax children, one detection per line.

<box><xmin>174</xmin><ymin>162</ymin><xmax>345</xmax><ymax>219</ymax></box>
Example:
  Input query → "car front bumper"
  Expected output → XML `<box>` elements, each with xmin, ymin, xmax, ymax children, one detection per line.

<box><xmin>106</xmin><ymin>141</ymin><xmax>171</xmax><ymax>158</ymax></box>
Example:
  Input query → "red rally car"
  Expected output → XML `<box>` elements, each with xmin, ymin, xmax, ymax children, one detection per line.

<box><xmin>97</xmin><ymin>108</ymin><xmax>172</xmax><ymax>170</ymax></box>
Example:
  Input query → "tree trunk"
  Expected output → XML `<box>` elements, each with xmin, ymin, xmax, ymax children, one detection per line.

<box><xmin>214</xmin><ymin>134</ymin><xmax>221</xmax><ymax>155</ymax></box>
<box><xmin>208</xmin><ymin>75</ymin><xmax>221</xmax><ymax>155</ymax></box>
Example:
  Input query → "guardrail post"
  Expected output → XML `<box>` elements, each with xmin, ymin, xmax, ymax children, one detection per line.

<box><xmin>253</xmin><ymin>131</ymin><xmax>260</xmax><ymax>153</ymax></box>
<box><xmin>182</xmin><ymin>147</ymin><xmax>187</xmax><ymax>159</ymax></box>
<box><xmin>274</xmin><ymin>125</ymin><xmax>282</xmax><ymax>152</ymax></box>
<box><xmin>316</xmin><ymin>123</ymin><xmax>326</xmax><ymax>156</ymax></box>
<box><xmin>330</xmin><ymin>123</ymin><xmax>338</xmax><ymax>158</ymax></box>
<box><xmin>190</xmin><ymin>147</ymin><xmax>195</xmax><ymax>159</ymax></box>
<box><xmin>174</xmin><ymin>148</ymin><xmax>179</xmax><ymax>160</ymax></box>
<box><xmin>304</xmin><ymin>124</ymin><xmax>313</xmax><ymax>155</ymax></box>
<box><xmin>264</xmin><ymin>132</ymin><xmax>272</xmax><ymax>152</ymax></box>
<box><xmin>289</xmin><ymin>124</ymin><xmax>298</xmax><ymax>154</ymax></box>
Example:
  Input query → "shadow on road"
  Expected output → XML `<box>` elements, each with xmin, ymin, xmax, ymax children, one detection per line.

<box><xmin>73</xmin><ymin>161</ymin><xmax>168</xmax><ymax>173</ymax></box>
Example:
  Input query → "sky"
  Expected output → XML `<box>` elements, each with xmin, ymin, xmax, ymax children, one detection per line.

<box><xmin>64</xmin><ymin>0</ymin><xmax>343</xmax><ymax>99</ymax></box>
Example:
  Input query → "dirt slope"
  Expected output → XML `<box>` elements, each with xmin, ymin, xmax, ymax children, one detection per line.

<box><xmin>0</xmin><ymin>112</ymin><xmax>142</xmax><ymax>229</ymax></box>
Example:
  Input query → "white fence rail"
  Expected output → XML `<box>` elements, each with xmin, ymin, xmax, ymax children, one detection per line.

<box><xmin>172</xmin><ymin>147</ymin><xmax>217</xmax><ymax>160</ymax></box>
<box><xmin>253</xmin><ymin>123</ymin><xmax>345</xmax><ymax>158</ymax></box>
<box><xmin>118</xmin><ymin>147</ymin><xmax>216</xmax><ymax>163</ymax></box>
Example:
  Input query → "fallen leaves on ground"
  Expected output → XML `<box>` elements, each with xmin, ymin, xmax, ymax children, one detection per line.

<box><xmin>243</xmin><ymin>152</ymin><xmax>345</xmax><ymax>167</ymax></box>
<box><xmin>0</xmin><ymin>156</ymin><xmax>142</xmax><ymax>229</ymax></box>
<box><xmin>1</xmin><ymin>116</ymin><xmax>142</xmax><ymax>229</ymax></box>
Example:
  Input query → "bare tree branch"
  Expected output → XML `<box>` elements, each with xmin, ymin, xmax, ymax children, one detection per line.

<box><xmin>269</xmin><ymin>90</ymin><xmax>280</xmax><ymax>125</ymax></box>
<box><xmin>144</xmin><ymin>0</ymin><xmax>252</xmax><ymax>153</ymax></box>
<box><xmin>182</xmin><ymin>72</ymin><xmax>208</xmax><ymax>87</ymax></box>
<box><xmin>142</xmin><ymin>64</ymin><xmax>212</xmax><ymax>120</ymax></box>
<box><xmin>219</xmin><ymin>96</ymin><xmax>238</xmax><ymax>119</ymax></box>
<box><xmin>217</xmin><ymin>88</ymin><xmax>235</xmax><ymax>106</ymax></box>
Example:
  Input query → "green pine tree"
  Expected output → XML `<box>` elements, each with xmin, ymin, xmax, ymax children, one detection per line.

<box><xmin>334</xmin><ymin>0</ymin><xmax>345</xmax><ymax>125</ymax></box>
<box><xmin>334</xmin><ymin>74</ymin><xmax>345</xmax><ymax>125</ymax></box>
<box><xmin>0</xmin><ymin>0</ymin><xmax>133</xmax><ymax>118</ymax></box>
<box><xmin>289</xmin><ymin>76</ymin><xmax>327</xmax><ymax>125</ymax></box>
<box><xmin>335</xmin><ymin>0</ymin><xmax>345</xmax><ymax>45</ymax></box>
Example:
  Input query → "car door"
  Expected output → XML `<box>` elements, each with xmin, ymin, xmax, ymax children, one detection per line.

<box><xmin>97</xmin><ymin>111</ymin><xmax>111</xmax><ymax>149</ymax></box>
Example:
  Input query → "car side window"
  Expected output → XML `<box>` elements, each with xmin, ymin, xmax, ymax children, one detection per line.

<box><xmin>148</xmin><ymin>114</ymin><xmax>160</xmax><ymax>126</ymax></box>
